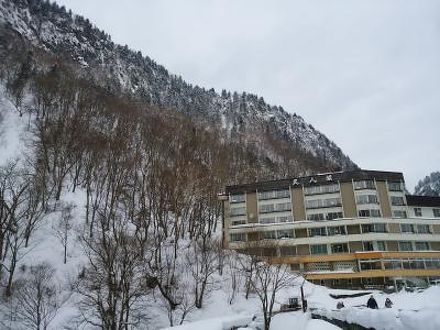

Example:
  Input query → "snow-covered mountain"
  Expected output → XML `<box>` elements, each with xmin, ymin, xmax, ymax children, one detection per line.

<box><xmin>414</xmin><ymin>172</ymin><xmax>440</xmax><ymax>197</ymax></box>
<box><xmin>0</xmin><ymin>0</ymin><xmax>356</xmax><ymax>174</ymax></box>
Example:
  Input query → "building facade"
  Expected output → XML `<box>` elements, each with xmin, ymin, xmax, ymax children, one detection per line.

<box><xmin>220</xmin><ymin>170</ymin><xmax>440</xmax><ymax>288</ymax></box>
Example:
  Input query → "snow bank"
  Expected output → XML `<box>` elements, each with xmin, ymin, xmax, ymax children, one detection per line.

<box><xmin>161</xmin><ymin>313</ymin><xmax>254</xmax><ymax>330</ymax></box>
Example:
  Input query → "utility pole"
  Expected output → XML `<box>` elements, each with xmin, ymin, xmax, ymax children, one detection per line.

<box><xmin>300</xmin><ymin>279</ymin><xmax>307</xmax><ymax>312</ymax></box>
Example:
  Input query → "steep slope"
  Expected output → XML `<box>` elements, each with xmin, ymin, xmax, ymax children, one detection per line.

<box><xmin>0</xmin><ymin>0</ymin><xmax>356</xmax><ymax>173</ymax></box>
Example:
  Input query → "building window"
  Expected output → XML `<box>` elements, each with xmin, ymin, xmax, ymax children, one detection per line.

<box><xmin>327</xmin><ymin>226</ymin><xmax>346</xmax><ymax>236</ymax></box>
<box><xmin>415</xmin><ymin>242</ymin><xmax>430</xmax><ymax>251</ymax></box>
<box><xmin>304</xmin><ymin>183</ymin><xmax>339</xmax><ymax>196</ymax></box>
<box><xmin>231</xmin><ymin>219</ymin><xmax>246</xmax><ymax>226</ymax></box>
<box><xmin>356</xmin><ymin>194</ymin><xmax>378</xmax><ymax>205</ymax></box>
<box><xmin>278</xmin><ymin>215</ymin><xmax>294</xmax><ymax>223</ymax></box>
<box><xmin>259</xmin><ymin>202</ymin><xmax>292</xmax><ymax>213</ymax></box>
<box><xmin>277</xmin><ymin>230</ymin><xmax>294</xmax><ymax>239</ymax></box>
<box><xmin>388</xmin><ymin>181</ymin><xmax>403</xmax><ymax>191</ymax></box>
<box><xmin>310</xmin><ymin>244</ymin><xmax>328</xmax><ymax>255</ymax></box>
<box><xmin>376</xmin><ymin>241</ymin><xmax>386</xmax><ymax>251</ymax></box>
<box><xmin>309</xmin><ymin>227</ymin><xmax>327</xmax><ymax>237</ymax></box>
<box><xmin>230</xmin><ymin>194</ymin><xmax>245</xmax><ymax>203</ymax></box>
<box><xmin>307</xmin><ymin>211</ymin><xmax>343</xmax><ymax>221</ymax></box>
<box><xmin>393</xmin><ymin>210</ymin><xmax>407</xmax><ymax>218</ymax></box>
<box><xmin>390</xmin><ymin>196</ymin><xmax>406</xmax><ymax>206</ymax></box>
<box><xmin>230</xmin><ymin>233</ymin><xmax>246</xmax><ymax>242</ymax></box>
<box><xmin>262</xmin><ymin>231</ymin><xmax>277</xmax><ymax>240</ymax></box>
<box><xmin>331</xmin><ymin>243</ymin><xmax>348</xmax><ymax>253</ymax></box>
<box><xmin>434</xmin><ymin>209</ymin><xmax>440</xmax><ymax>218</ymax></box>
<box><xmin>354</xmin><ymin>180</ymin><xmax>375</xmax><ymax>190</ymax></box>
<box><xmin>401</xmin><ymin>224</ymin><xmax>415</xmax><ymax>233</ymax></box>
<box><xmin>363</xmin><ymin>241</ymin><xmax>374</xmax><ymax>251</ymax></box>
<box><xmin>414</xmin><ymin>207</ymin><xmax>422</xmax><ymax>217</ymax></box>
<box><xmin>360</xmin><ymin>260</ymin><xmax>382</xmax><ymax>270</ymax></box>
<box><xmin>417</xmin><ymin>224</ymin><xmax>431</xmax><ymax>234</ymax></box>
<box><xmin>383</xmin><ymin>260</ymin><xmax>402</xmax><ymax>270</ymax></box>
<box><xmin>258</xmin><ymin>189</ymin><xmax>290</xmax><ymax>200</ymax></box>
<box><xmin>399</xmin><ymin>241</ymin><xmax>413</xmax><ymax>251</ymax></box>
<box><xmin>230</xmin><ymin>206</ymin><xmax>246</xmax><ymax>217</ymax></box>
<box><xmin>307</xmin><ymin>213</ymin><xmax>325</xmax><ymax>221</ymax></box>
<box><xmin>260</xmin><ymin>217</ymin><xmax>276</xmax><ymax>224</ymax></box>
<box><xmin>306</xmin><ymin>197</ymin><xmax>341</xmax><ymax>209</ymax></box>
<box><xmin>260</xmin><ymin>215</ymin><xmax>293</xmax><ymax>224</ymax></box>
<box><xmin>358</xmin><ymin>209</ymin><xmax>381</xmax><ymax>217</ymax></box>
<box><xmin>327</xmin><ymin>212</ymin><xmax>344</xmax><ymax>220</ymax></box>
<box><xmin>362</xmin><ymin>223</ymin><xmax>387</xmax><ymax>233</ymax></box>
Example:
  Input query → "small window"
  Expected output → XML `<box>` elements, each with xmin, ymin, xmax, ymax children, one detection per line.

<box><xmin>391</xmin><ymin>196</ymin><xmax>405</xmax><ymax>206</ymax></box>
<box><xmin>262</xmin><ymin>231</ymin><xmax>277</xmax><ymax>240</ymax></box>
<box><xmin>356</xmin><ymin>194</ymin><xmax>378</xmax><ymax>205</ymax></box>
<box><xmin>230</xmin><ymin>194</ymin><xmax>245</xmax><ymax>203</ymax></box>
<box><xmin>415</xmin><ymin>242</ymin><xmax>430</xmax><ymax>251</ymax></box>
<box><xmin>399</xmin><ymin>241</ymin><xmax>413</xmax><ymax>251</ymax></box>
<box><xmin>327</xmin><ymin>226</ymin><xmax>346</xmax><ymax>236</ymax></box>
<box><xmin>376</xmin><ymin>241</ymin><xmax>386</xmax><ymax>251</ymax></box>
<box><xmin>353</xmin><ymin>180</ymin><xmax>375</xmax><ymax>190</ymax></box>
<box><xmin>434</xmin><ymin>209</ymin><xmax>440</xmax><ymax>218</ymax></box>
<box><xmin>417</xmin><ymin>224</ymin><xmax>431</xmax><ymax>234</ymax></box>
<box><xmin>393</xmin><ymin>210</ymin><xmax>407</xmax><ymax>218</ymax></box>
<box><xmin>230</xmin><ymin>206</ymin><xmax>246</xmax><ymax>217</ymax></box>
<box><xmin>363</xmin><ymin>241</ymin><xmax>374</xmax><ymax>251</ymax></box>
<box><xmin>309</xmin><ymin>227</ymin><xmax>327</xmax><ymax>237</ymax></box>
<box><xmin>277</xmin><ymin>230</ymin><xmax>294</xmax><ymax>239</ymax></box>
<box><xmin>401</xmin><ymin>224</ymin><xmax>415</xmax><ymax>233</ymax></box>
<box><xmin>414</xmin><ymin>208</ymin><xmax>422</xmax><ymax>217</ymax></box>
<box><xmin>358</xmin><ymin>209</ymin><xmax>381</xmax><ymax>217</ymax></box>
<box><xmin>331</xmin><ymin>243</ymin><xmax>348</xmax><ymax>253</ymax></box>
<box><xmin>310</xmin><ymin>244</ymin><xmax>328</xmax><ymax>255</ymax></box>
<box><xmin>388</xmin><ymin>181</ymin><xmax>403</xmax><ymax>191</ymax></box>
<box><xmin>230</xmin><ymin>233</ymin><xmax>246</xmax><ymax>242</ymax></box>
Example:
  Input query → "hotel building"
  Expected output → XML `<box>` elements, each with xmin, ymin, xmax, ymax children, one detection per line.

<box><xmin>220</xmin><ymin>170</ymin><xmax>440</xmax><ymax>288</ymax></box>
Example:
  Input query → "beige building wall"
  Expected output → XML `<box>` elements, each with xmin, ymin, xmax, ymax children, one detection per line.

<box><xmin>292</xmin><ymin>187</ymin><xmax>306</xmax><ymax>221</ymax></box>
<box><xmin>376</xmin><ymin>181</ymin><xmax>392</xmax><ymax>218</ymax></box>
<box><xmin>387</xmin><ymin>241</ymin><xmax>399</xmax><ymax>251</ymax></box>
<box><xmin>295</xmin><ymin>228</ymin><xmax>308</xmax><ymax>238</ymax></box>
<box><xmin>340</xmin><ymin>182</ymin><xmax>357</xmax><ymax>218</ymax></box>
<box><xmin>388</xmin><ymin>223</ymin><xmax>401</xmax><ymax>233</ymax></box>
<box><xmin>297</xmin><ymin>244</ymin><xmax>310</xmax><ymax>255</ymax></box>
<box><xmin>246</xmin><ymin>192</ymin><xmax>258</xmax><ymax>223</ymax></box>
<box><xmin>433</xmin><ymin>225</ymin><xmax>440</xmax><ymax>234</ymax></box>
<box><xmin>347</xmin><ymin>224</ymin><xmax>361</xmax><ymax>235</ymax></box>
<box><xmin>431</xmin><ymin>242</ymin><xmax>440</xmax><ymax>250</ymax></box>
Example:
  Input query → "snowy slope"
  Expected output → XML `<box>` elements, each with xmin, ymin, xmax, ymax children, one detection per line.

<box><xmin>0</xmin><ymin>0</ymin><xmax>356</xmax><ymax>172</ymax></box>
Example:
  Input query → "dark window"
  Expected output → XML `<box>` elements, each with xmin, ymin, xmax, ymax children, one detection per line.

<box><xmin>331</xmin><ymin>243</ymin><xmax>348</xmax><ymax>253</ymax></box>
<box><xmin>414</xmin><ymin>208</ymin><xmax>422</xmax><ymax>217</ymax></box>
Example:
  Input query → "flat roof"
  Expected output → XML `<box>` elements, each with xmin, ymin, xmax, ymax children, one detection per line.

<box><xmin>406</xmin><ymin>195</ymin><xmax>440</xmax><ymax>208</ymax></box>
<box><xmin>226</xmin><ymin>169</ymin><xmax>404</xmax><ymax>194</ymax></box>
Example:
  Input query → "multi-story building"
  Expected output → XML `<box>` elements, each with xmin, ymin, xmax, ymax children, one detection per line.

<box><xmin>220</xmin><ymin>170</ymin><xmax>440</xmax><ymax>288</ymax></box>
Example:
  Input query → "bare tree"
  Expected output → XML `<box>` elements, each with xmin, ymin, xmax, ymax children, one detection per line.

<box><xmin>249</xmin><ymin>260</ymin><xmax>296</xmax><ymax>330</ymax></box>
<box><xmin>14</xmin><ymin>263</ymin><xmax>60</xmax><ymax>330</ymax></box>
<box><xmin>53</xmin><ymin>203</ymin><xmax>73</xmax><ymax>264</ymax></box>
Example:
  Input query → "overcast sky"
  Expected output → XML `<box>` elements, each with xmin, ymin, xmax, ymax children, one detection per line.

<box><xmin>56</xmin><ymin>0</ymin><xmax>440</xmax><ymax>191</ymax></box>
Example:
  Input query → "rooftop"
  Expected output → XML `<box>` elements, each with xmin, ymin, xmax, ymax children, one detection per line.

<box><xmin>226</xmin><ymin>169</ymin><xmax>404</xmax><ymax>194</ymax></box>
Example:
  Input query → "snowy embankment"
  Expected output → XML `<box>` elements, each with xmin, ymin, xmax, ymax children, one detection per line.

<box><xmin>311</xmin><ymin>286</ymin><xmax>440</xmax><ymax>330</ymax></box>
<box><xmin>163</xmin><ymin>283</ymin><xmax>440</xmax><ymax>330</ymax></box>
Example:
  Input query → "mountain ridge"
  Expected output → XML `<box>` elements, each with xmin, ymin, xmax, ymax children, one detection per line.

<box><xmin>0</xmin><ymin>0</ymin><xmax>356</xmax><ymax>176</ymax></box>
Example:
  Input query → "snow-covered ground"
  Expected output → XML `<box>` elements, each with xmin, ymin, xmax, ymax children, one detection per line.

<box><xmin>163</xmin><ymin>283</ymin><xmax>440</xmax><ymax>330</ymax></box>
<box><xmin>1</xmin><ymin>85</ymin><xmax>440</xmax><ymax>330</ymax></box>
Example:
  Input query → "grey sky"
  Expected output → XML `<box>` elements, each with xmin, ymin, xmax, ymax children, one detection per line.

<box><xmin>56</xmin><ymin>0</ymin><xmax>440</xmax><ymax>191</ymax></box>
